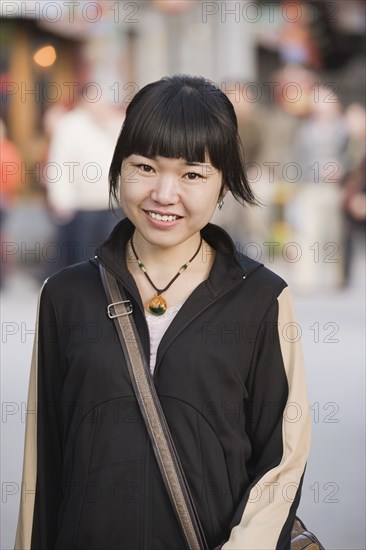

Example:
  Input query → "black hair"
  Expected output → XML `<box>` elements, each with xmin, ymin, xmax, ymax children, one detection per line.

<box><xmin>109</xmin><ymin>74</ymin><xmax>258</xmax><ymax>207</ymax></box>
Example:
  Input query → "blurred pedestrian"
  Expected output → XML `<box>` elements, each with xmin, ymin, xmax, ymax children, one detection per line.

<box><xmin>0</xmin><ymin>119</ymin><xmax>22</xmax><ymax>287</ymax></box>
<box><xmin>341</xmin><ymin>155</ymin><xmax>366</xmax><ymax>284</ymax></box>
<box><xmin>44</xmin><ymin>97</ymin><xmax>125</xmax><ymax>276</ymax></box>
<box><xmin>344</xmin><ymin>103</ymin><xmax>366</xmax><ymax>171</ymax></box>
<box><xmin>288</xmin><ymin>85</ymin><xmax>348</xmax><ymax>293</ymax></box>
<box><xmin>0</xmin><ymin>119</ymin><xmax>22</xmax><ymax>215</ymax></box>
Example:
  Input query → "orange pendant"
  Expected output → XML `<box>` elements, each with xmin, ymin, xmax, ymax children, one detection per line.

<box><xmin>147</xmin><ymin>294</ymin><xmax>167</xmax><ymax>315</ymax></box>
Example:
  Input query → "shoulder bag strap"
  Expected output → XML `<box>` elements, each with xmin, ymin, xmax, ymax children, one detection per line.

<box><xmin>99</xmin><ymin>263</ymin><xmax>209</xmax><ymax>550</ymax></box>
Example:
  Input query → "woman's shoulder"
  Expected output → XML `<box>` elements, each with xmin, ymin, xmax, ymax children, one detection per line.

<box><xmin>41</xmin><ymin>260</ymin><xmax>101</xmax><ymax>301</ymax></box>
<box><xmin>235</xmin><ymin>250</ymin><xmax>288</xmax><ymax>298</ymax></box>
<box><xmin>208</xmin><ymin>221</ymin><xmax>288</xmax><ymax>298</ymax></box>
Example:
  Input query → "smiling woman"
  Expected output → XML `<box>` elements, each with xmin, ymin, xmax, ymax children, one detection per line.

<box><xmin>14</xmin><ymin>75</ymin><xmax>312</xmax><ymax>550</ymax></box>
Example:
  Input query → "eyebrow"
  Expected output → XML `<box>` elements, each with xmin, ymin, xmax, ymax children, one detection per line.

<box><xmin>185</xmin><ymin>161</ymin><xmax>212</xmax><ymax>167</ymax></box>
<box><xmin>135</xmin><ymin>154</ymin><xmax>213</xmax><ymax>168</ymax></box>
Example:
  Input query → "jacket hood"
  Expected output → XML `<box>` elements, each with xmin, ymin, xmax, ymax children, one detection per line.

<box><xmin>94</xmin><ymin>217</ymin><xmax>263</xmax><ymax>299</ymax></box>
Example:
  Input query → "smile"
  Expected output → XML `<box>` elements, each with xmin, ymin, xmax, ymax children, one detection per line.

<box><xmin>147</xmin><ymin>211</ymin><xmax>182</xmax><ymax>222</ymax></box>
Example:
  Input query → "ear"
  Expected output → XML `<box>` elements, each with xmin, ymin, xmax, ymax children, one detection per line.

<box><xmin>220</xmin><ymin>186</ymin><xmax>229</xmax><ymax>200</ymax></box>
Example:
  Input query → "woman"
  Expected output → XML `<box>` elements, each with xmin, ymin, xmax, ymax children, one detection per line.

<box><xmin>15</xmin><ymin>75</ymin><xmax>311</xmax><ymax>550</ymax></box>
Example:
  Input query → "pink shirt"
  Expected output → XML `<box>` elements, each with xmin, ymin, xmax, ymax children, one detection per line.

<box><xmin>145</xmin><ymin>303</ymin><xmax>184</xmax><ymax>374</ymax></box>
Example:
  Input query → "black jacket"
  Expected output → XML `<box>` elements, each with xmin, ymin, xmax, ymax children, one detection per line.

<box><xmin>15</xmin><ymin>218</ymin><xmax>311</xmax><ymax>550</ymax></box>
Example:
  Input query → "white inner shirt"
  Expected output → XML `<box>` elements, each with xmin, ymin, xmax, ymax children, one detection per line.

<box><xmin>145</xmin><ymin>303</ymin><xmax>184</xmax><ymax>375</ymax></box>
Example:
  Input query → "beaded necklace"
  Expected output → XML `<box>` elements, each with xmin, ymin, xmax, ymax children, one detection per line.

<box><xmin>130</xmin><ymin>236</ymin><xmax>203</xmax><ymax>315</ymax></box>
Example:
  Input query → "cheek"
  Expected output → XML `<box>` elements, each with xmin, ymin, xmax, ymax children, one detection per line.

<box><xmin>194</xmin><ymin>179</ymin><xmax>222</xmax><ymax>207</ymax></box>
<box><xmin>119</xmin><ymin>164</ymin><xmax>143</xmax><ymax>201</ymax></box>
<box><xmin>120</xmin><ymin>179</ymin><xmax>145</xmax><ymax>206</ymax></box>
<box><xmin>184</xmin><ymin>192</ymin><xmax>218</xmax><ymax>222</ymax></box>
<box><xmin>119</xmin><ymin>185</ymin><xmax>136</xmax><ymax>215</ymax></box>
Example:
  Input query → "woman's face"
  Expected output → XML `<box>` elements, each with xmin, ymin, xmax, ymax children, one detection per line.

<box><xmin>119</xmin><ymin>154</ymin><xmax>225</xmax><ymax>248</ymax></box>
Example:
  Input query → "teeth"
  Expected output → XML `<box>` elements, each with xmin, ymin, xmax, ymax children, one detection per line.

<box><xmin>149</xmin><ymin>211</ymin><xmax>179</xmax><ymax>222</ymax></box>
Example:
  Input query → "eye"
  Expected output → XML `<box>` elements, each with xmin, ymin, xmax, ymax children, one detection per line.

<box><xmin>184</xmin><ymin>172</ymin><xmax>203</xmax><ymax>181</ymax></box>
<box><xmin>136</xmin><ymin>163</ymin><xmax>155</xmax><ymax>173</ymax></box>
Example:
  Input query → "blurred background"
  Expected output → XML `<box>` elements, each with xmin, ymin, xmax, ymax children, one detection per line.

<box><xmin>1</xmin><ymin>1</ymin><xmax>365</xmax><ymax>548</ymax></box>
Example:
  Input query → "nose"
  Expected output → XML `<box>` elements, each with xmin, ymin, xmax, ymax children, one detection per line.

<box><xmin>150</xmin><ymin>173</ymin><xmax>180</xmax><ymax>205</ymax></box>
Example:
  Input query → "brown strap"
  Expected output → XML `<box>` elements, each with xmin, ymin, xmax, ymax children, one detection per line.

<box><xmin>99</xmin><ymin>264</ymin><xmax>208</xmax><ymax>550</ymax></box>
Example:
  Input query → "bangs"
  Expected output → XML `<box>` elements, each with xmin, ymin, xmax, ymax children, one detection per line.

<box><xmin>120</xmin><ymin>86</ymin><xmax>229</xmax><ymax>168</ymax></box>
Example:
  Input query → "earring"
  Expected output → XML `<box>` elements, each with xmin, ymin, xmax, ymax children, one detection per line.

<box><xmin>217</xmin><ymin>198</ymin><xmax>224</xmax><ymax>210</ymax></box>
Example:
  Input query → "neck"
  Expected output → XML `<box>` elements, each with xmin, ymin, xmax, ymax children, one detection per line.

<box><xmin>129</xmin><ymin>230</ymin><xmax>203</xmax><ymax>275</ymax></box>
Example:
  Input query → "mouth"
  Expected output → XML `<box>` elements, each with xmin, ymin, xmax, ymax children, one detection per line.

<box><xmin>143</xmin><ymin>210</ymin><xmax>183</xmax><ymax>222</ymax></box>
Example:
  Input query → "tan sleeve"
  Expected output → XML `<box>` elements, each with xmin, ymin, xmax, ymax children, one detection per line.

<box><xmin>14</xmin><ymin>281</ymin><xmax>47</xmax><ymax>550</ymax></box>
<box><xmin>222</xmin><ymin>287</ymin><xmax>312</xmax><ymax>549</ymax></box>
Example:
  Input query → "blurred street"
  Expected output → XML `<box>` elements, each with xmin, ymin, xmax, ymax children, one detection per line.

<box><xmin>1</xmin><ymin>207</ymin><xmax>365</xmax><ymax>550</ymax></box>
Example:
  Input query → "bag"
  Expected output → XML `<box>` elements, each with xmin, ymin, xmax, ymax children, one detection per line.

<box><xmin>291</xmin><ymin>518</ymin><xmax>325</xmax><ymax>550</ymax></box>
<box><xmin>99</xmin><ymin>264</ymin><xmax>325</xmax><ymax>550</ymax></box>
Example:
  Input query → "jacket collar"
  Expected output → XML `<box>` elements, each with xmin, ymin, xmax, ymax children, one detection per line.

<box><xmin>95</xmin><ymin>217</ymin><xmax>262</xmax><ymax>300</ymax></box>
<box><xmin>95</xmin><ymin>217</ymin><xmax>263</xmax><ymax>376</ymax></box>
